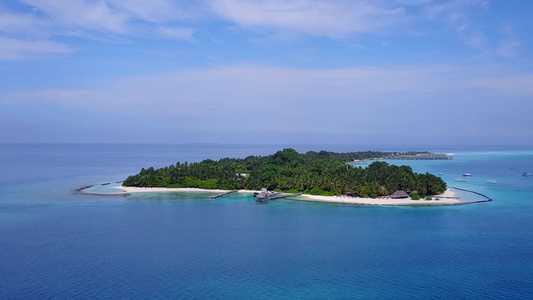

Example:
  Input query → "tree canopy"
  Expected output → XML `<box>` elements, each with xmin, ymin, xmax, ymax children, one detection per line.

<box><xmin>123</xmin><ymin>148</ymin><xmax>446</xmax><ymax>196</ymax></box>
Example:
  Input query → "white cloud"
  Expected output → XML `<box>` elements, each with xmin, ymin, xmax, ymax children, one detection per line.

<box><xmin>422</xmin><ymin>0</ymin><xmax>489</xmax><ymax>19</ymax></box>
<box><xmin>2</xmin><ymin>89</ymin><xmax>94</xmax><ymax>106</ymax></box>
<box><xmin>0</xmin><ymin>1</ymin><xmax>199</xmax><ymax>60</ymax></box>
<box><xmin>0</xmin><ymin>12</ymin><xmax>46</xmax><ymax>36</ymax></box>
<box><xmin>106</xmin><ymin>0</ymin><xmax>196</xmax><ymax>23</ymax></box>
<box><xmin>0</xmin><ymin>0</ymin><xmax>504</xmax><ymax>62</ymax></box>
<box><xmin>420</xmin><ymin>0</ymin><xmax>490</xmax><ymax>49</ymax></box>
<box><xmin>21</xmin><ymin>0</ymin><xmax>129</xmax><ymax>33</ymax></box>
<box><xmin>157</xmin><ymin>26</ymin><xmax>195</xmax><ymax>40</ymax></box>
<box><xmin>17</xmin><ymin>0</ymin><xmax>203</xmax><ymax>35</ymax></box>
<box><xmin>461</xmin><ymin>31</ymin><xmax>487</xmax><ymax>49</ymax></box>
<box><xmin>475</xmin><ymin>75</ymin><xmax>533</xmax><ymax>96</ymax></box>
<box><xmin>209</xmin><ymin>0</ymin><xmax>407</xmax><ymax>38</ymax></box>
<box><xmin>497</xmin><ymin>24</ymin><xmax>521</xmax><ymax>58</ymax></box>
<box><xmin>0</xmin><ymin>0</ymin><xmax>524</xmax><ymax>73</ymax></box>
<box><xmin>497</xmin><ymin>40</ymin><xmax>521</xmax><ymax>58</ymax></box>
<box><xmin>0</xmin><ymin>36</ymin><xmax>71</xmax><ymax>60</ymax></box>
<box><xmin>3</xmin><ymin>63</ymin><xmax>531</xmax><ymax>142</ymax></box>
<box><xmin>4</xmin><ymin>64</ymin><xmax>532</xmax><ymax>111</ymax></box>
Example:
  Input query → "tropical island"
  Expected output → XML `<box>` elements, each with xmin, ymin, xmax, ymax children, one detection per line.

<box><xmin>118</xmin><ymin>148</ymin><xmax>458</xmax><ymax>205</ymax></box>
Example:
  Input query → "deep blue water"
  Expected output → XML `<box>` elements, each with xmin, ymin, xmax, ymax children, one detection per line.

<box><xmin>1</xmin><ymin>144</ymin><xmax>532</xmax><ymax>299</ymax></box>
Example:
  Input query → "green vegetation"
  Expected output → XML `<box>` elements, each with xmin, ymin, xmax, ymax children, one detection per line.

<box><xmin>283</xmin><ymin>189</ymin><xmax>300</xmax><ymax>194</ymax></box>
<box><xmin>410</xmin><ymin>193</ymin><xmax>421</xmax><ymax>200</ymax></box>
<box><xmin>123</xmin><ymin>148</ymin><xmax>447</xmax><ymax>197</ymax></box>
<box><xmin>403</xmin><ymin>151</ymin><xmax>430</xmax><ymax>156</ymax></box>
<box><xmin>425</xmin><ymin>197</ymin><xmax>432</xmax><ymax>200</ymax></box>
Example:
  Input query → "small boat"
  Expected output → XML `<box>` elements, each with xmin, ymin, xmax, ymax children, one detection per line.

<box><xmin>438</xmin><ymin>173</ymin><xmax>443</xmax><ymax>175</ymax></box>
<box><xmin>486</xmin><ymin>180</ymin><xmax>498</xmax><ymax>184</ymax></box>
<box><xmin>455</xmin><ymin>178</ymin><xmax>467</xmax><ymax>182</ymax></box>
<box><xmin>463</xmin><ymin>173</ymin><xmax>472</xmax><ymax>177</ymax></box>
<box><xmin>523</xmin><ymin>172</ymin><xmax>531</xmax><ymax>177</ymax></box>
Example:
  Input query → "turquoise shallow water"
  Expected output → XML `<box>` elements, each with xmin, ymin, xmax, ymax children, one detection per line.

<box><xmin>0</xmin><ymin>144</ymin><xmax>532</xmax><ymax>299</ymax></box>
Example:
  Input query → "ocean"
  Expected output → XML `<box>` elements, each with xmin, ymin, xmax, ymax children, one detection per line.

<box><xmin>1</xmin><ymin>144</ymin><xmax>532</xmax><ymax>299</ymax></box>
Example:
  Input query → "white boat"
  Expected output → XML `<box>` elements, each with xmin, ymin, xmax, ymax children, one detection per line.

<box><xmin>455</xmin><ymin>178</ymin><xmax>467</xmax><ymax>182</ymax></box>
<box><xmin>463</xmin><ymin>173</ymin><xmax>472</xmax><ymax>177</ymax></box>
<box><xmin>486</xmin><ymin>180</ymin><xmax>498</xmax><ymax>184</ymax></box>
<box><xmin>523</xmin><ymin>172</ymin><xmax>531</xmax><ymax>177</ymax></box>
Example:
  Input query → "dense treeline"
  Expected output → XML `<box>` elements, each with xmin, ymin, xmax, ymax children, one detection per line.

<box><xmin>123</xmin><ymin>148</ymin><xmax>446</xmax><ymax>197</ymax></box>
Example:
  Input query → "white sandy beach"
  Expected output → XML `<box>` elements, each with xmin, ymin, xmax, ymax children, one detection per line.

<box><xmin>114</xmin><ymin>186</ymin><xmax>261</xmax><ymax>194</ymax></box>
<box><xmin>112</xmin><ymin>186</ymin><xmax>461</xmax><ymax>206</ymax></box>
<box><xmin>115</xmin><ymin>186</ymin><xmax>233</xmax><ymax>194</ymax></box>
<box><xmin>293</xmin><ymin>188</ymin><xmax>460</xmax><ymax>206</ymax></box>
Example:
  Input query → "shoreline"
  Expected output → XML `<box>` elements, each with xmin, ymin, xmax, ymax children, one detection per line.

<box><xmin>78</xmin><ymin>185</ymin><xmax>466</xmax><ymax>206</ymax></box>
<box><xmin>291</xmin><ymin>188</ymin><xmax>460</xmax><ymax>206</ymax></box>
<box><xmin>113</xmin><ymin>186</ymin><xmax>259</xmax><ymax>194</ymax></box>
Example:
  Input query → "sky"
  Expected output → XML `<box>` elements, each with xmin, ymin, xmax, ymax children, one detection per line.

<box><xmin>0</xmin><ymin>0</ymin><xmax>532</xmax><ymax>145</ymax></box>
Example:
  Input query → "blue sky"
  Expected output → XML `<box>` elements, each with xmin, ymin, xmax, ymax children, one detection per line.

<box><xmin>1</xmin><ymin>0</ymin><xmax>532</xmax><ymax>145</ymax></box>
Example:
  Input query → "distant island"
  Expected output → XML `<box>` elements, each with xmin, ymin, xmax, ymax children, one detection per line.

<box><xmin>122</xmin><ymin>148</ymin><xmax>447</xmax><ymax>199</ymax></box>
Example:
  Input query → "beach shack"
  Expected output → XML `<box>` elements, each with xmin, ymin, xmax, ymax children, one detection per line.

<box><xmin>391</xmin><ymin>190</ymin><xmax>409</xmax><ymax>199</ymax></box>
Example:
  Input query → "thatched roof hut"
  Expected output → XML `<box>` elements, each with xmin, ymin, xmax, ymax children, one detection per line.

<box><xmin>391</xmin><ymin>190</ymin><xmax>409</xmax><ymax>199</ymax></box>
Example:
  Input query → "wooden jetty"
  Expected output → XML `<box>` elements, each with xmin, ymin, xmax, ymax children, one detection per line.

<box><xmin>269</xmin><ymin>193</ymin><xmax>302</xmax><ymax>200</ymax></box>
<box><xmin>209</xmin><ymin>190</ymin><xmax>238</xmax><ymax>199</ymax></box>
<box><xmin>257</xmin><ymin>192</ymin><xmax>302</xmax><ymax>202</ymax></box>
<box><xmin>384</xmin><ymin>153</ymin><xmax>452</xmax><ymax>160</ymax></box>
